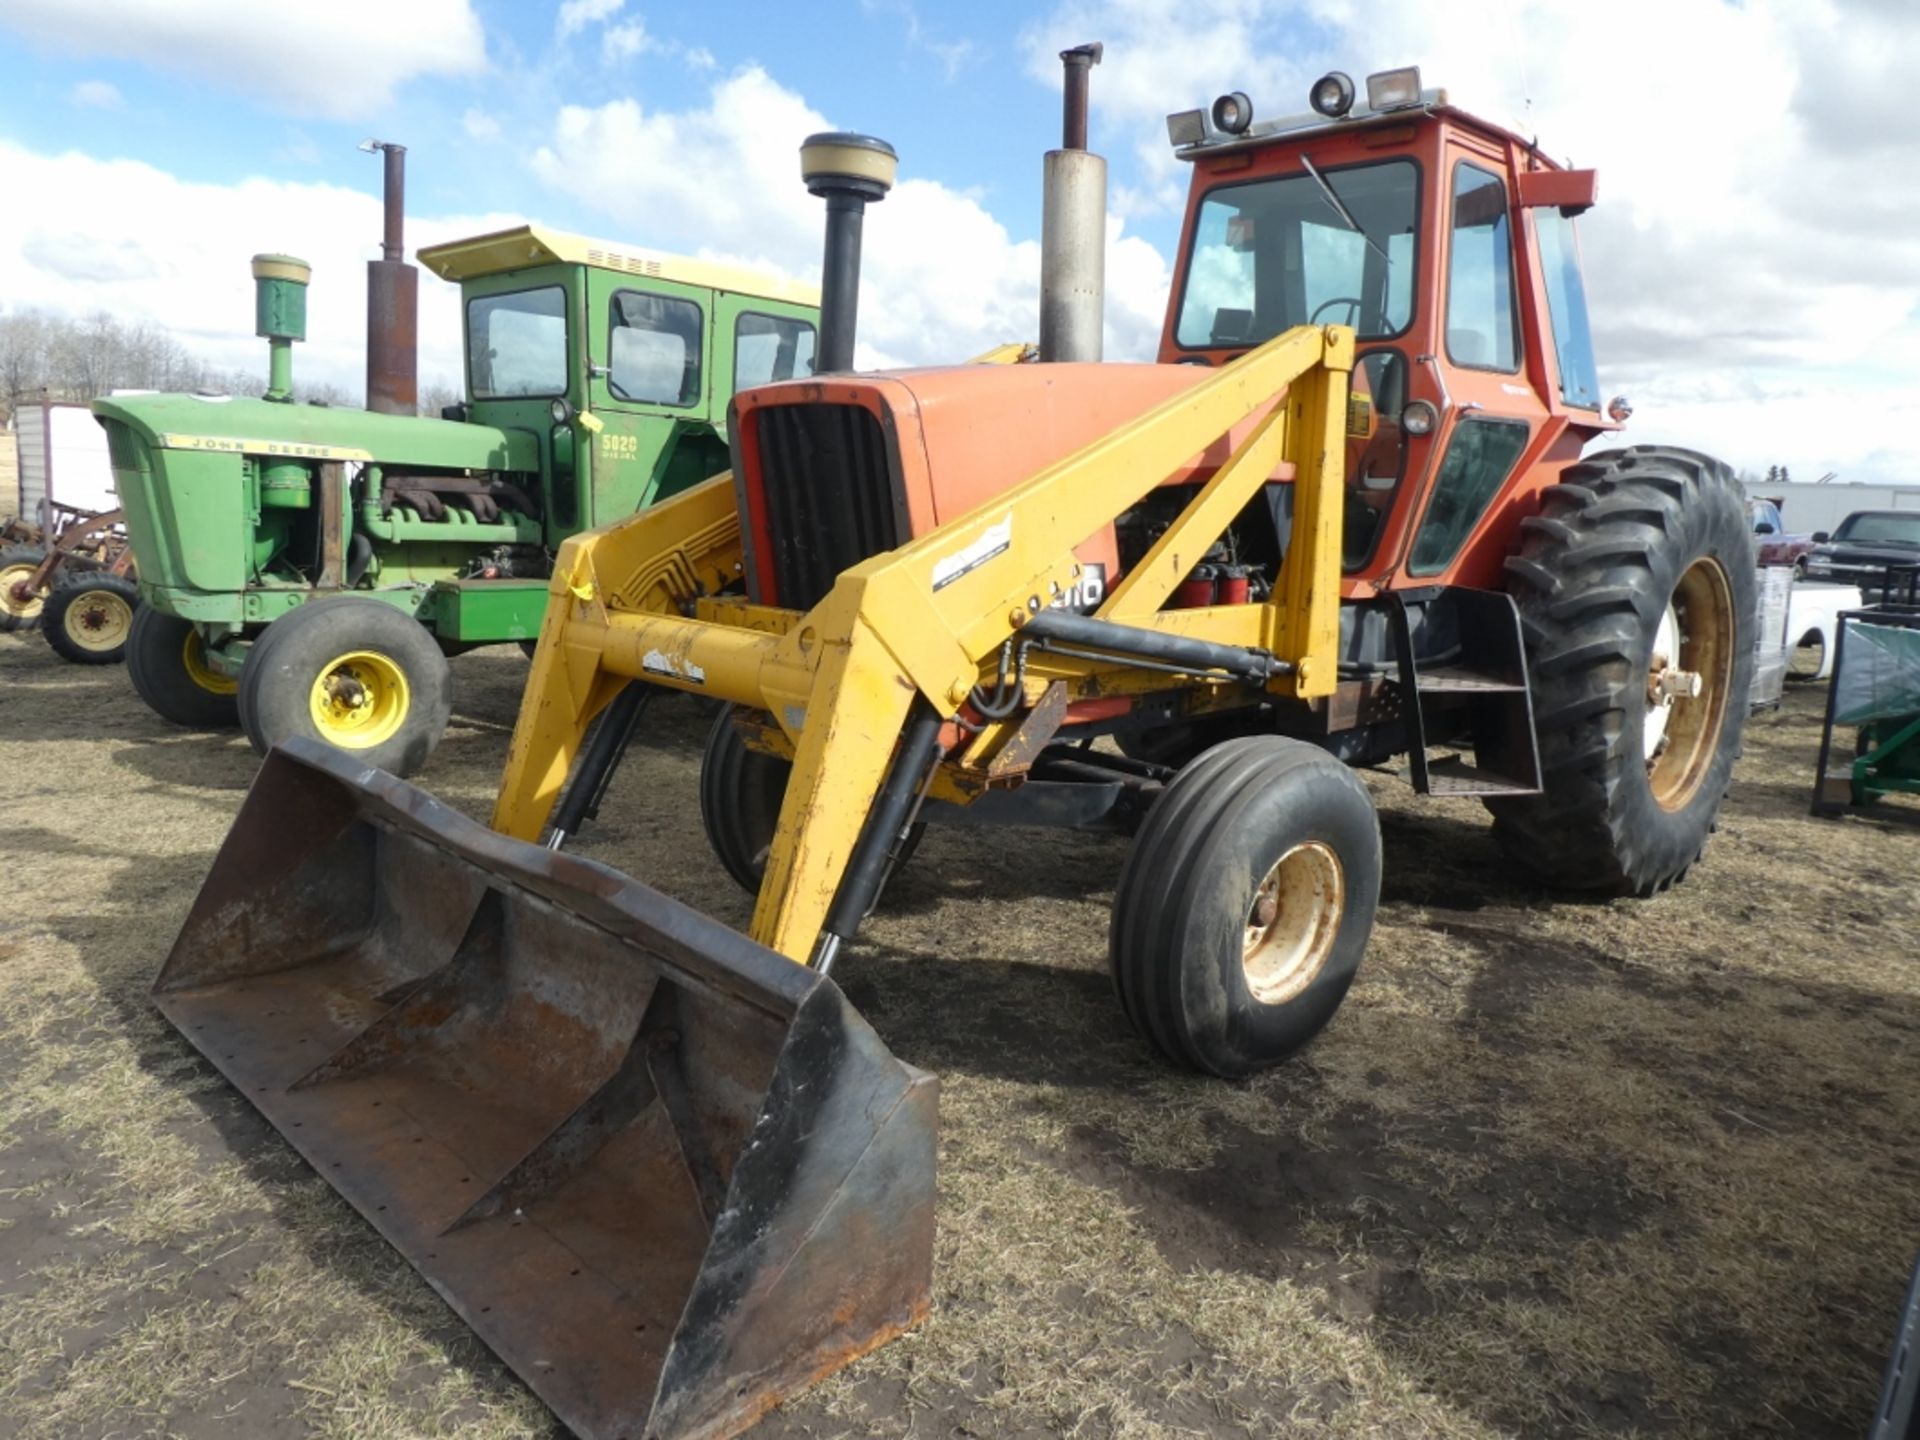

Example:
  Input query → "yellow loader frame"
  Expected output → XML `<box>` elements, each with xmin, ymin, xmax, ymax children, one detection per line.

<box><xmin>494</xmin><ymin>324</ymin><xmax>1356</xmax><ymax>965</ymax></box>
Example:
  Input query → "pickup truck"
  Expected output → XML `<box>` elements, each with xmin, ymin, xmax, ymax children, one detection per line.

<box><xmin>1786</xmin><ymin>582</ymin><xmax>1863</xmax><ymax>681</ymax></box>
<box><xmin>1802</xmin><ymin>510</ymin><xmax>1920</xmax><ymax>599</ymax></box>
<box><xmin>1749</xmin><ymin>496</ymin><xmax>1816</xmax><ymax>573</ymax></box>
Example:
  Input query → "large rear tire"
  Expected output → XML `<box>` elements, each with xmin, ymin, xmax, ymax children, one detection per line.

<box><xmin>43</xmin><ymin>572</ymin><xmax>140</xmax><ymax>665</ymax></box>
<box><xmin>127</xmin><ymin>608</ymin><xmax>241</xmax><ymax>728</ymax></box>
<box><xmin>238</xmin><ymin>597</ymin><xmax>452</xmax><ymax>777</ymax></box>
<box><xmin>0</xmin><ymin>545</ymin><xmax>48</xmax><ymax>632</ymax></box>
<box><xmin>1487</xmin><ymin>446</ymin><xmax>1755</xmax><ymax>895</ymax></box>
<box><xmin>1110</xmin><ymin>736</ymin><xmax>1381</xmax><ymax>1078</ymax></box>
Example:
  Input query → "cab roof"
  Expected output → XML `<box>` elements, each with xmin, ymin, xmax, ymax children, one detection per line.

<box><xmin>1174</xmin><ymin>88</ymin><xmax>1553</xmax><ymax>169</ymax></box>
<box><xmin>416</xmin><ymin>223</ymin><xmax>820</xmax><ymax>309</ymax></box>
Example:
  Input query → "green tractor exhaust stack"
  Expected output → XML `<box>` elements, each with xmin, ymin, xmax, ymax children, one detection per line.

<box><xmin>94</xmin><ymin>148</ymin><xmax>819</xmax><ymax>774</ymax></box>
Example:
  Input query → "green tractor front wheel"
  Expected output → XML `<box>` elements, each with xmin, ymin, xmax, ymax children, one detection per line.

<box><xmin>127</xmin><ymin>609</ymin><xmax>242</xmax><ymax>728</ymax></box>
<box><xmin>239</xmin><ymin>598</ymin><xmax>452</xmax><ymax>778</ymax></box>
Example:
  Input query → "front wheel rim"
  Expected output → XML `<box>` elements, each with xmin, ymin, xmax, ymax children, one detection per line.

<box><xmin>1</xmin><ymin>563</ymin><xmax>45</xmax><ymax>620</ymax></box>
<box><xmin>181</xmin><ymin>630</ymin><xmax>239</xmax><ymax>695</ymax></box>
<box><xmin>1242</xmin><ymin>841</ymin><xmax>1345</xmax><ymax>1006</ymax></box>
<box><xmin>1645</xmin><ymin>557</ymin><xmax>1735</xmax><ymax>812</ymax></box>
<box><xmin>307</xmin><ymin>650</ymin><xmax>410</xmax><ymax>748</ymax></box>
<box><xmin>66</xmin><ymin>591</ymin><xmax>134</xmax><ymax>650</ymax></box>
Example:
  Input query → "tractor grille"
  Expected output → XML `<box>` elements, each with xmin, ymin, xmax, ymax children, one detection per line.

<box><xmin>753</xmin><ymin>403</ymin><xmax>903</xmax><ymax>610</ymax></box>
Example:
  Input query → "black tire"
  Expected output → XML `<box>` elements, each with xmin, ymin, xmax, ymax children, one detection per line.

<box><xmin>127</xmin><ymin>608</ymin><xmax>241</xmax><ymax>728</ymax></box>
<box><xmin>1487</xmin><ymin>446</ymin><xmax>1755</xmax><ymax>895</ymax></box>
<box><xmin>0</xmin><ymin>545</ymin><xmax>48</xmax><ymax>632</ymax></box>
<box><xmin>43</xmin><ymin>572</ymin><xmax>140</xmax><ymax>665</ymax></box>
<box><xmin>238</xmin><ymin>597</ymin><xmax>452</xmax><ymax>777</ymax></box>
<box><xmin>1109</xmin><ymin>736</ymin><xmax>1382</xmax><ymax>1078</ymax></box>
<box><xmin>699</xmin><ymin>703</ymin><xmax>925</xmax><ymax>897</ymax></box>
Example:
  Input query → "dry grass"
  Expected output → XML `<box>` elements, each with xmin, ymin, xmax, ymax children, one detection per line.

<box><xmin>2</xmin><ymin>629</ymin><xmax>1918</xmax><ymax>1438</ymax></box>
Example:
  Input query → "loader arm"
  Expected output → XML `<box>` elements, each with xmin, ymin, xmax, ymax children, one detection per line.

<box><xmin>494</xmin><ymin>323</ymin><xmax>1356</xmax><ymax>965</ymax></box>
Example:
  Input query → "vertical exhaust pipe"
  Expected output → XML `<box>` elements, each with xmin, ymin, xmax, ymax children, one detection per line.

<box><xmin>1040</xmin><ymin>43</ymin><xmax>1106</xmax><ymax>363</ymax></box>
<box><xmin>800</xmin><ymin>133</ymin><xmax>898</xmax><ymax>374</ymax></box>
<box><xmin>361</xmin><ymin>140</ymin><xmax>419</xmax><ymax>415</ymax></box>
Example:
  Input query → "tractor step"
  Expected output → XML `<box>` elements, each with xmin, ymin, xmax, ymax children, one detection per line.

<box><xmin>1388</xmin><ymin>587</ymin><xmax>1544</xmax><ymax>799</ymax></box>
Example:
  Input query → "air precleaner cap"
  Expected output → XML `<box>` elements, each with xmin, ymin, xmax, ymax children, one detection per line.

<box><xmin>800</xmin><ymin>132</ymin><xmax>898</xmax><ymax>200</ymax></box>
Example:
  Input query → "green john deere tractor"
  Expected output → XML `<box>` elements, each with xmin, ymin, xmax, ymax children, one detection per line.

<box><xmin>94</xmin><ymin>220</ymin><xmax>819</xmax><ymax>776</ymax></box>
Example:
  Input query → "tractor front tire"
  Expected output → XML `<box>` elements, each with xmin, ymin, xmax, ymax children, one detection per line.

<box><xmin>43</xmin><ymin>573</ymin><xmax>140</xmax><ymax>665</ymax></box>
<box><xmin>1487</xmin><ymin>446</ymin><xmax>1754</xmax><ymax>895</ymax></box>
<box><xmin>127</xmin><ymin>609</ymin><xmax>241</xmax><ymax>728</ymax></box>
<box><xmin>1110</xmin><ymin>736</ymin><xmax>1382</xmax><ymax>1078</ymax></box>
<box><xmin>239</xmin><ymin>598</ymin><xmax>452</xmax><ymax>777</ymax></box>
<box><xmin>699</xmin><ymin>703</ymin><xmax>925</xmax><ymax>900</ymax></box>
<box><xmin>0</xmin><ymin>545</ymin><xmax>48</xmax><ymax>632</ymax></box>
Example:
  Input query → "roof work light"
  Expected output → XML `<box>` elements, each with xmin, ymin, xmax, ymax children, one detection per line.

<box><xmin>1210</xmin><ymin>91</ymin><xmax>1254</xmax><ymax>135</ymax></box>
<box><xmin>1365</xmin><ymin>66</ymin><xmax>1424</xmax><ymax>111</ymax></box>
<box><xmin>1310</xmin><ymin>72</ymin><xmax>1356</xmax><ymax>118</ymax></box>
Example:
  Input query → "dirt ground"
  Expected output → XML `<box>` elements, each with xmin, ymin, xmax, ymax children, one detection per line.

<box><xmin>3</xmin><ymin>630</ymin><xmax>1918</xmax><ymax>1440</ymax></box>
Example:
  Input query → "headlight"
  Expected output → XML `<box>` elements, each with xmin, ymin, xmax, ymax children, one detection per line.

<box><xmin>549</xmin><ymin>397</ymin><xmax>573</xmax><ymax>426</ymax></box>
<box><xmin>1401</xmin><ymin>399</ymin><xmax>1439</xmax><ymax>436</ymax></box>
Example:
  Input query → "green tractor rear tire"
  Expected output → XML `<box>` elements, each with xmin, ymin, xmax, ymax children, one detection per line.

<box><xmin>127</xmin><ymin>608</ymin><xmax>242</xmax><ymax>728</ymax></box>
<box><xmin>0</xmin><ymin>545</ymin><xmax>48</xmax><ymax>632</ymax></box>
<box><xmin>238</xmin><ymin>597</ymin><xmax>452</xmax><ymax>778</ymax></box>
<box><xmin>1486</xmin><ymin>446</ymin><xmax>1754</xmax><ymax>896</ymax></box>
<box><xmin>43</xmin><ymin>573</ymin><xmax>140</xmax><ymax>665</ymax></box>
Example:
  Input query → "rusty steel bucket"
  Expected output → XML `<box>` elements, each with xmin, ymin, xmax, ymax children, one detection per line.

<box><xmin>153</xmin><ymin>739</ymin><xmax>936</xmax><ymax>1440</ymax></box>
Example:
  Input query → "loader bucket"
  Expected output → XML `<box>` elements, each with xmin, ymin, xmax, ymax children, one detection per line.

<box><xmin>153</xmin><ymin>738</ymin><xmax>937</xmax><ymax>1440</ymax></box>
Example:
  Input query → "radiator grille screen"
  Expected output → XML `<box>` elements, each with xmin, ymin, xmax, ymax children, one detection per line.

<box><xmin>754</xmin><ymin>403</ymin><xmax>901</xmax><ymax>609</ymax></box>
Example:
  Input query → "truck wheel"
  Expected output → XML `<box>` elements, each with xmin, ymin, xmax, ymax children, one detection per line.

<box><xmin>1487</xmin><ymin>446</ymin><xmax>1755</xmax><ymax>895</ymax></box>
<box><xmin>1110</xmin><ymin>736</ymin><xmax>1381</xmax><ymax>1078</ymax></box>
<box><xmin>0</xmin><ymin>545</ymin><xmax>48</xmax><ymax>631</ymax></box>
<box><xmin>700</xmin><ymin>703</ymin><xmax>925</xmax><ymax>898</ymax></box>
<box><xmin>43</xmin><ymin>573</ymin><xmax>140</xmax><ymax>664</ymax></box>
<box><xmin>127</xmin><ymin>608</ymin><xmax>241</xmax><ymax>728</ymax></box>
<box><xmin>238</xmin><ymin>598</ymin><xmax>452</xmax><ymax>777</ymax></box>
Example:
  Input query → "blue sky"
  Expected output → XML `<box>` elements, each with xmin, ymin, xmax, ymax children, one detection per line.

<box><xmin>1</xmin><ymin>0</ymin><xmax>1917</xmax><ymax>484</ymax></box>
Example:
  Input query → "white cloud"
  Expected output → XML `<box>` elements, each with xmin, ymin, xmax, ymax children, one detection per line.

<box><xmin>0</xmin><ymin>141</ymin><xmax>514</xmax><ymax>399</ymax></box>
<box><xmin>606</xmin><ymin>20</ymin><xmax>651</xmax><ymax>61</ymax></box>
<box><xmin>0</xmin><ymin>0</ymin><xmax>486</xmax><ymax>120</ymax></box>
<box><xmin>557</xmin><ymin>0</ymin><xmax>624</xmax><ymax>38</ymax></box>
<box><xmin>463</xmin><ymin>107</ymin><xmax>502</xmax><ymax>141</ymax></box>
<box><xmin>528</xmin><ymin>68</ymin><xmax>1165</xmax><ymax>366</ymax></box>
<box><xmin>69</xmin><ymin>79</ymin><xmax>122</xmax><ymax>110</ymax></box>
<box><xmin>1020</xmin><ymin>0</ymin><xmax>1920</xmax><ymax>482</ymax></box>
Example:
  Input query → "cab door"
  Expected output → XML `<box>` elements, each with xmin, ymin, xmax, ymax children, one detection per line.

<box><xmin>581</xmin><ymin>269</ymin><xmax>715</xmax><ymax>520</ymax></box>
<box><xmin>1396</xmin><ymin>149</ymin><xmax>1551</xmax><ymax>586</ymax></box>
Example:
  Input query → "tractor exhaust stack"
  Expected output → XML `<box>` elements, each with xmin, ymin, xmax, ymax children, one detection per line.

<box><xmin>362</xmin><ymin>139</ymin><xmax>419</xmax><ymax>416</ymax></box>
<box><xmin>800</xmin><ymin>133</ymin><xmax>897</xmax><ymax>373</ymax></box>
<box><xmin>1040</xmin><ymin>43</ymin><xmax>1105</xmax><ymax>363</ymax></box>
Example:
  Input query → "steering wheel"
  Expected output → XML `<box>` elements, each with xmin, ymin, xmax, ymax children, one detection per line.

<box><xmin>1310</xmin><ymin>296</ymin><xmax>1363</xmax><ymax>325</ymax></box>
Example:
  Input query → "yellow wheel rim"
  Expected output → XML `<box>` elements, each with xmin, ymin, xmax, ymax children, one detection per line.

<box><xmin>2</xmin><ymin>563</ymin><xmax>46</xmax><ymax>621</ymax></box>
<box><xmin>1241</xmin><ymin>841</ymin><xmax>1345</xmax><ymax>1006</ymax></box>
<box><xmin>182</xmin><ymin>630</ymin><xmax>239</xmax><ymax>695</ymax></box>
<box><xmin>307</xmin><ymin>649</ymin><xmax>410</xmax><ymax>749</ymax></box>
<box><xmin>65</xmin><ymin>591</ymin><xmax>134</xmax><ymax>651</ymax></box>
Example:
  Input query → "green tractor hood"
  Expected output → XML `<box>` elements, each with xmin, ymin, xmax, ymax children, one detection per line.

<box><xmin>92</xmin><ymin>393</ymin><xmax>540</xmax><ymax>473</ymax></box>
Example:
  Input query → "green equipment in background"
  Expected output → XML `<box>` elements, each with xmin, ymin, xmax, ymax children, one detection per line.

<box><xmin>94</xmin><ymin>157</ymin><xmax>819</xmax><ymax>777</ymax></box>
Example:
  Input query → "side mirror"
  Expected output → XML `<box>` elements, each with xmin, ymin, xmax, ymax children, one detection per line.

<box><xmin>1813</xmin><ymin>531</ymin><xmax>1830</xmax><ymax>544</ymax></box>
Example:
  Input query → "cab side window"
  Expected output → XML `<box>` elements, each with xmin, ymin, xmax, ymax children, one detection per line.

<box><xmin>1446</xmin><ymin>162</ymin><xmax>1519</xmax><ymax>373</ymax></box>
<box><xmin>734</xmin><ymin>312</ymin><xmax>817</xmax><ymax>391</ymax></box>
<box><xmin>609</xmin><ymin>291</ymin><xmax>703</xmax><ymax>407</ymax></box>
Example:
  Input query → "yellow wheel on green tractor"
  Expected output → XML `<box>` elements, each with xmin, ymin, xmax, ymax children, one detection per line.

<box><xmin>239</xmin><ymin>597</ymin><xmax>452</xmax><ymax>777</ymax></box>
<box><xmin>0</xmin><ymin>545</ymin><xmax>48</xmax><ymax>631</ymax></box>
<box><xmin>306</xmin><ymin>650</ymin><xmax>412</xmax><ymax>749</ymax></box>
<box><xmin>127</xmin><ymin>607</ymin><xmax>242</xmax><ymax>728</ymax></box>
<box><xmin>43</xmin><ymin>573</ymin><xmax>142</xmax><ymax>665</ymax></box>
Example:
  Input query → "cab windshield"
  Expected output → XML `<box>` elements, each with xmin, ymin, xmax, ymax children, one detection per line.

<box><xmin>468</xmin><ymin>286</ymin><xmax>568</xmax><ymax>399</ymax></box>
<box><xmin>1175</xmin><ymin>158</ymin><xmax>1419</xmax><ymax>349</ymax></box>
<box><xmin>1836</xmin><ymin>513</ymin><xmax>1920</xmax><ymax>546</ymax></box>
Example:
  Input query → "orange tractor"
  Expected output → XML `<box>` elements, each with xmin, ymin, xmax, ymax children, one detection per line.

<box><xmin>151</xmin><ymin>62</ymin><xmax>1753</xmax><ymax>1440</ymax></box>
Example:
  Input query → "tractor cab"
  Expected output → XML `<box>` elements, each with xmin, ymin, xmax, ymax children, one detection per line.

<box><xmin>1160</xmin><ymin>67</ymin><xmax>1612</xmax><ymax>594</ymax></box>
<box><xmin>418</xmin><ymin>225</ymin><xmax>820</xmax><ymax>547</ymax></box>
